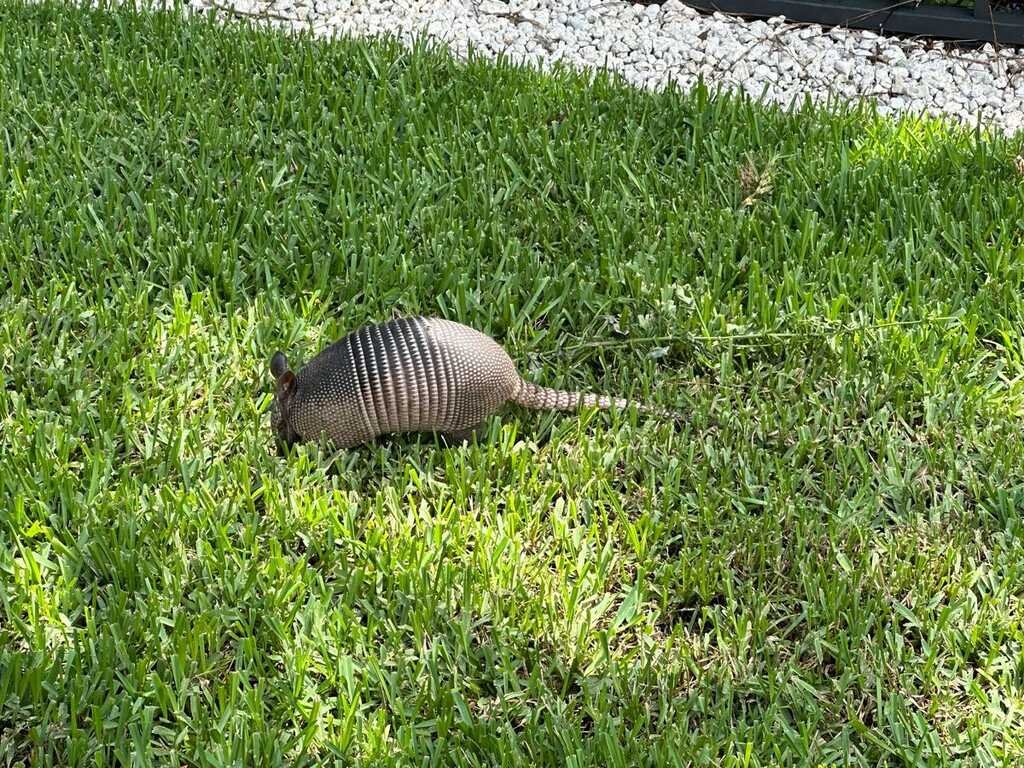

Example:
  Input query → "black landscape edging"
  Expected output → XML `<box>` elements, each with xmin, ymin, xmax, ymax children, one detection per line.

<box><xmin>679</xmin><ymin>0</ymin><xmax>1024</xmax><ymax>46</ymax></box>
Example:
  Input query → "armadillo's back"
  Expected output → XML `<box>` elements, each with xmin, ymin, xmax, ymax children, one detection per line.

<box><xmin>289</xmin><ymin>316</ymin><xmax>522</xmax><ymax>446</ymax></box>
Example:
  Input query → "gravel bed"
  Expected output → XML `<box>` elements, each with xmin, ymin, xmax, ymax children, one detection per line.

<box><xmin>141</xmin><ymin>0</ymin><xmax>1024</xmax><ymax>135</ymax></box>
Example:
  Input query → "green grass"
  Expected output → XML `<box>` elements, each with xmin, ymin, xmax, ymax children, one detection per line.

<box><xmin>2</xmin><ymin>0</ymin><xmax>1024</xmax><ymax>765</ymax></box>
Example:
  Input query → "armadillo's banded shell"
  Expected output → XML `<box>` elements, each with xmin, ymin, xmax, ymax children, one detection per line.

<box><xmin>288</xmin><ymin>316</ymin><xmax>521</xmax><ymax>447</ymax></box>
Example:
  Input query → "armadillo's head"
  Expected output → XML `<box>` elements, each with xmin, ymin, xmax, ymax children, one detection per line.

<box><xmin>269</xmin><ymin>351</ymin><xmax>300</xmax><ymax>451</ymax></box>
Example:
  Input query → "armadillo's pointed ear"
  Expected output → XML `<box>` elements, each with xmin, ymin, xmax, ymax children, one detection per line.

<box><xmin>270</xmin><ymin>351</ymin><xmax>289</xmax><ymax>380</ymax></box>
<box><xmin>278</xmin><ymin>370</ymin><xmax>296</xmax><ymax>396</ymax></box>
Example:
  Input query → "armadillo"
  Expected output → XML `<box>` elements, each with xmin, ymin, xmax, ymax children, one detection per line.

<box><xmin>269</xmin><ymin>315</ymin><xmax>668</xmax><ymax>450</ymax></box>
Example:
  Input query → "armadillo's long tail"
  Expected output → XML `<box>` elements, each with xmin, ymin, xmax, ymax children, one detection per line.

<box><xmin>511</xmin><ymin>379</ymin><xmax>678</xmax><ymax>419</ymax></box>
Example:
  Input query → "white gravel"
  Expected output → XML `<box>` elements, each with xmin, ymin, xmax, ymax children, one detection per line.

<box><xmin>167</xmin><ymin>0</ymin><xmax>1024</xmax><ymax>135</ymax></box>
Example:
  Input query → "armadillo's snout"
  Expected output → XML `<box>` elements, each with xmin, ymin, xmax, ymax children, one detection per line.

<box><xmin>269</xmin><ymin>396</ymin><xmax>296</xmax><ymax>448</ymax></box>
<box><xmin>271</xmin><ymin>411</ymin><xmax>301</xmax><ymax>454</ymax></box>
<box><xmin>269</xmin><ymin>349</ymin><xmax>302</xmax><ymax>451</ymax></box>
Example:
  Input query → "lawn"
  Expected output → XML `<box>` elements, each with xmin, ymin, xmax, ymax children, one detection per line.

<box><xmin>1</xmin><ymin>1</ymin><xmax>1023</xmax><ymax>765</ymax></box>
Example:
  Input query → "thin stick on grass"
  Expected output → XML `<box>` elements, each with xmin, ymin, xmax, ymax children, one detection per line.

<box><xmin>554</xmin><ymin>315</ymin><xmax>962</xmax><ymax>354</ymax></box>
